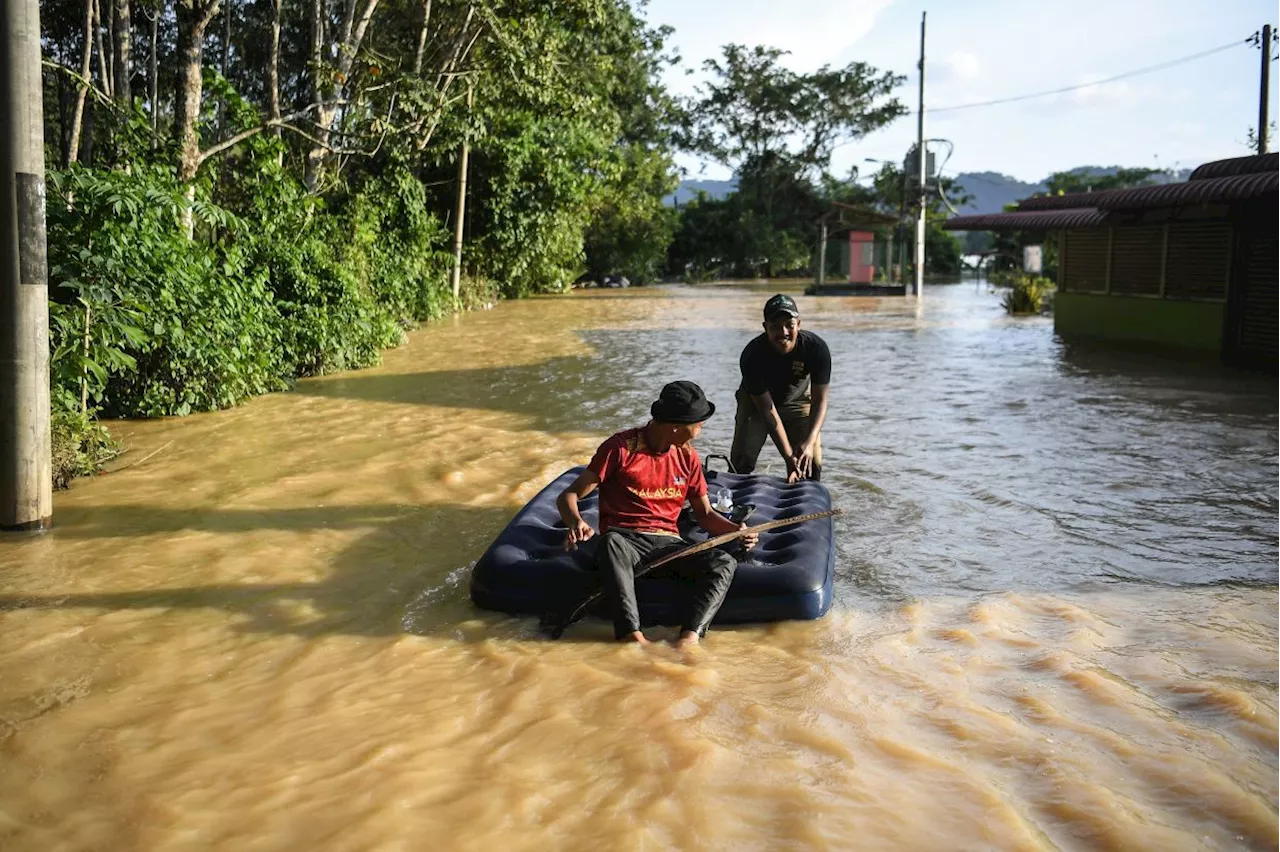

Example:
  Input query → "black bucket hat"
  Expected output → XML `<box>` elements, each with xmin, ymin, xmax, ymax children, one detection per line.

<box><xmin>650</xmin><ymin>381</ymin><xmax>716</xmax><ymax>424</ymax></box>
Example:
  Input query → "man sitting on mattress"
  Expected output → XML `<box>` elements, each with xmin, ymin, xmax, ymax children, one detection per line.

<box><xmin>555</xmin><ymin>381</ymin><xmax>758</xmax><ymax>649</ymax></box>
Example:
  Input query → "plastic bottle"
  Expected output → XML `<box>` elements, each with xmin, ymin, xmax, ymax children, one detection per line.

<box><xmin>713</xmin><ymin>487</ymin><xmax>733</xmax><ymax>514</ymax></box>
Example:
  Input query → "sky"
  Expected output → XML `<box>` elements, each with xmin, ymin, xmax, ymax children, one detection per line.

<box><xmin>639</xmin><ymin>0</ymin><xmax>1280</xmax><ymax>184</ymax></box>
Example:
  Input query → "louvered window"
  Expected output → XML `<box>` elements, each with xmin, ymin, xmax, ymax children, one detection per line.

<box><xmin>1164</xmin><ymin>222</ymin><xmax>1230</xmax><ymax>300</ymax></box>
<box><xmin>1238</xmin><ymin>229</ymin><xmax>1278</xmax><ymax>360</ymax></box>
<box><xmin>1108</xmin><ymin>226</ymin><xmax>1163</xmax><ymax>296</ymax></box>
<box><xmin>1061</xmin><ymin>229</ymin><xmax>1109</xmax><ymax>293</ymax></box>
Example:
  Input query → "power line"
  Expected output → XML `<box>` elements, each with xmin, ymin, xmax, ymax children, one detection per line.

<box><xmin>928</xmin><ymin>38</ymin><xmax>1250</xmax><ymax>114</ymax></box>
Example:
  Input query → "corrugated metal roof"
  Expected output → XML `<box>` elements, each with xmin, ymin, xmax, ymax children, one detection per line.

<box><xmin>1096</xmin><ymin>171</ymin><xmax>1277</xmax><ymax>209</ymax></box>
<box><xmin>1015</xmin><ymin>191</ymin><xmax>1122</xmax><ymax>211</ymax></box>
<box><xmin>1015</xmin><ymin>171</ymin><xmax>1278</xmax><ymax>212</ymax></box>
<box><xmin>1188</xmin><ymin>152</ymin><xmax>1278</xmax><ymax>181</ymax></box>
<box><xmin>941</xmin><ymin>208</ymin><xmax>1106</xmax><ymax>231</ymax></box>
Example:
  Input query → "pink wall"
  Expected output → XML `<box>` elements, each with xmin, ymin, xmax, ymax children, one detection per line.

<box><xmin>848</xmin><ymin>231</ymin><xmax>876</xmax><ymax>284</ymax></box>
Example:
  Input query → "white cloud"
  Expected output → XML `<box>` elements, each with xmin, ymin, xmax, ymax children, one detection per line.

<box><xmin>653</xmin><ymin>0</ymin><xmax>1277</xmax><ymax>182</ymax></box>
<box><xmin>933</xmin><ymin>51</ymin><xmax>981</xmax><ymax>85</ymax></box>
<box><xmin>645</xmin><ymin>0</ymin><xmax>897</xmax><ymax>91</ymax></box>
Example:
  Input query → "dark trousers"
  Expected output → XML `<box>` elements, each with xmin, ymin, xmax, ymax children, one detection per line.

<box><xmin>730</xmin><ymin>389</ymin><xmax>822</xmax><ymax>481</ymax></box>
<box><xmin>598</xmin><ymin>529</ymin><xmax>737</xmax><ymax>640</ymax></box>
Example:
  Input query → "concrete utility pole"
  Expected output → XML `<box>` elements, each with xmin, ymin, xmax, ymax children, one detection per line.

<box><xmin>1259</xmin><ymin>23</ymin><xmax>1272</xmax><ymax>155</ymax></box>
<box><xmin>913</xmin><ymin>11</ymin><xmax>927</xmax><ymax>299</ymax></box>
<box><xmin>0</xmin><ymin>0</ymin><xmax>52</xmax><ymax>531</ymax></box>
<box><xmin>450</xmin><ymin>82</ymin><xmax>473</xmax><ymax>310</ymax></box>
<box><xmin>815</xmin><ymin>216</ymin><xmax>828</xmax><ymax>291</ymax></box>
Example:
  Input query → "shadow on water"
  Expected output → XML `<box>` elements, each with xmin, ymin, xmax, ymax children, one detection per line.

<box><xmin>290</xmin><ymin>328</ymin><xmax>751</xmax><ymax>435</ymax></box>
<box><xmin>0</xmin><ymin>504</ymin><xmax>536</xmax><ymax>640</ymax></box>
<box><xmin>1056</xmin><ymin>337</ymin><xmax>1279</xmax><ymax>406</ymax></box>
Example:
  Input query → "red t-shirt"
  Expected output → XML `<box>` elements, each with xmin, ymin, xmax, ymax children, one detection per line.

<box><xmin>587</xmin><ymin>427</ymin><xmax>708</xmax><ymax>535</ymax></box>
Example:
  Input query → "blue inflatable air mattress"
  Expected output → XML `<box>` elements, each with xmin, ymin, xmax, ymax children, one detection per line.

<box><xmin>470</xmin><ymin>466</ymin><xmax>835</xmax><ymax>626</ymax></box>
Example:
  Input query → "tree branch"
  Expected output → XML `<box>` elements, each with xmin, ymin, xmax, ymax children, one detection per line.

<box><xmin>43</xmin><ymin>58</ymin><xmax>113</xmax><ymax>109</ymax></box>
<box><xmin>197</xmin><ymin>101</ymin><xmax>349</xmax><ymax>164</ymax></box>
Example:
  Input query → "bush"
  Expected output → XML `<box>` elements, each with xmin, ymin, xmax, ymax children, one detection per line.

<box><xmin>51</xmin><ymin>408</ymin><xmax>119</xmax><ymax>490</ymax></box>
<box><xmin>45</xmin><ymin>156</ymin><xmax>463</xmax><ymax>486</ymax></box>
<box><xmin>47</xmin><ymin>165</ymin><xmax>290</xmax><ymax>418</ymax></box>
<box><xmin>991</xmin><ymin>272</ymin><xmax>1055</xmax><ymax>315</ymax></box>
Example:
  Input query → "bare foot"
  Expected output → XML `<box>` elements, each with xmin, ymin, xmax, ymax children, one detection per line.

<box><xmin>673</xmin><ymin>631</ymin><xmax>700</xmax><ymax>652</ymax></box>
<box><xmin>624</xmin><ymin>631</ymin><xmax>651</xmax><ymax>646</ymax></box>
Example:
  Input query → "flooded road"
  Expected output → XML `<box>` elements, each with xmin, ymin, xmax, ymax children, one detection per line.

<box><xmin>1</xmin><ymin>283</ymin><xmax>1276</xmax><ymax>850</ymax></box>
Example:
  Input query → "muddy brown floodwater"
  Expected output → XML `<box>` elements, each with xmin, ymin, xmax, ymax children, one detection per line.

<box><xmin>1</xmin><ymin>283</ymin><xmax>1276</xmax><ymax>851</ymax></box>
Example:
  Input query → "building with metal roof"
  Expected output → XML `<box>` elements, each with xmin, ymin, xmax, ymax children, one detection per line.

<box><xmin>941</xmin><ymin>154</ymin><xmax>1277</xmax><ymax>367</ymax></box>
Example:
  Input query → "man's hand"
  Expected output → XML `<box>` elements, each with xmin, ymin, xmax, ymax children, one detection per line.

<box><xmin>564</xmin><ymin>519</ymin><xmax>596</xmax><ymax>551</ymax></box>
<box><xmin>739</xmin><ymin>523</ymin><xmax>759</xmax><ymax>550</ymax></box>
<box><xmin>792</xmin><ymin>441</ymin><xmax>817</xmax><ymax>480</ymax></box>
<box><xmin>785</xmin><ymin>456</ymin><xmax>802</xmax><ymax>484</ymax></box>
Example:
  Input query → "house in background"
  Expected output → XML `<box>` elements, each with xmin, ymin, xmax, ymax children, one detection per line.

<box><xmin>943</xmin><ymin>153</ymin><xmax>1278</xmax><ymax>368</ymax></box>
<box><xmin>810</xmin><ymin>204</ymin><xmax>903</xmax><ymax>296</ymax></box>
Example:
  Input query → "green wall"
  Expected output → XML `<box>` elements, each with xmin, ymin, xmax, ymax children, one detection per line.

<box><xmin>1055</xmin><ymin>293</ymin><xmax>1224</xmax><ymax>351</ymax></box>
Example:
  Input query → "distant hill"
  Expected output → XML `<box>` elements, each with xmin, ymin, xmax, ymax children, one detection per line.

<box><xmin>948</xmin><ymin>172</ymin><xmax>1046</xmax><ymax>214</ymax></box>
<box><xmin>667</xmin><ymin>167</ymin><xmax>1194</xmax><ymax>213</ymax></box>
<box><xmin>665</xmin><ymin>178</ymin><xmax>736</xmax><ymax>206</ymax></box>
<box><xmin>948</xmin><ymin>166</ymin><xmax>1193</xmax><ymax>213</ymax></box>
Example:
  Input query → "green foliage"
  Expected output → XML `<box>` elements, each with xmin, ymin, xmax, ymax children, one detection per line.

<box><xmin>46</xmin><ymin>154</ymin><xmax>459</xmax><ymax>424</ymax></box>
<box><xmin>926</xmin><ymin>222</ymin><xmax>965</xmax><ymax>276</ymax></box>
<box><xmin>47</xmin><ymin>164</ymin><xmax>285</xmax><ymax>418</ymax></box>
<box><xmin>470</xmin><ymin>111</ymin><xmax>604</xmax><ymax>296</ymax></box>
<box><xmin>991</xmin><ymin>272</ymin><xmax>1055</xmax><ymax>315</ymax></box>
<box><xmin>1044</xmin><ymin>167</ymin><xmax>1162</xmax><ymax>196</ymax></box>
<box><xmin>583</xmin><ymin>147</ymin><xmax>679</xmax><ymax>284</ymax></box>
<box><xmin>665</xmin><ymin>43</ymin><xmax>904</xmax><ymax>281</ymax></box>
<box><xmin>685</xmin><ymin>44</ymin><xmax>905</xmax><ymax>176</ymax></box>
<box><xmin>51</xmin><ymin>408</ymin><xmax>120</xmax><ymax>491</ymax></box>
<box><xmin>35</xmin><ymin>0</ymin><xmax>689</xmax><ymax>486</ymax></box>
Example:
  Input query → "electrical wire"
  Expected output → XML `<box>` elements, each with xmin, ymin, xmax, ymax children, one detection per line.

<box><xmin>927</xmin><ymin>37</ymin><xmax>1250</xmax><ymax>114</ymax></box>
<box><xmin>927</xmin><ymin>139</ymin><xmax>965</xmax><ymax>216</ymax></box>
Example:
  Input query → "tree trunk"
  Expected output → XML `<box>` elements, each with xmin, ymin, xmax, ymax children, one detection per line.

<box><xmin>149</xmin><ymin>6</ymin><xmax>159</xmax><ymax>135</ymax></box>
<box><xmin>412</xmin><ymin>0</ymin><xmax>431</xmax><ymax>75</ymax></box>
<box><xmin>175</xmin><ymin>0</ymin><xmax>222</xmax><ymax>234</ymax></box>
<box><xmin>112</xmin><ymin>0</ymin><xmax>131</xmax><ymax>104</ymax></box>
<box><xmin>83</xmin><ymin>99</ymin><xmax>97</xmax><ymax>164</ymax></box>
<box><xmin>303</xmin><ymin>0</ymin><xmax>325</xmax><ymax>189</ymax></box>
<box><xmin>218</xmin><ymin>0</ymin><xmax>231</xmax><ymax>133</ymax></box>
<box><xmin>267</xmin><ymin>0</ymin><xmax>280</xmax><ymax>123</ymax></box>
<box><xmin>68</xmin><ymin>0</ymin><xmax>95</xmax><ymax>164</ymax></box>
<box><xmin>221</xmin><ymin>0</ymin><xmax>231</xmax><ymax>78</ymax></box>
<box><xmin>268</xmin><ymin>0</ymin><xmax>282</xmax><ymax>163</ymax></box>
<box><xmin>94</xmin><ymin>0</ymin><xmax>112</xmax><ymax>99</ymax></box>
<box><xmin>58</xmin><ymin>75</ymin><xmax>70</xmax><ymax>166</ymax></box>
<box><xmin>304</xmin><ymin>0</ymin><xmax>379</xmax><ymax>191</ymax></box>
<box><xmin>105</xmin><ymin>0</ymin><xmax>115</xmax><ymax>93</ymax></box>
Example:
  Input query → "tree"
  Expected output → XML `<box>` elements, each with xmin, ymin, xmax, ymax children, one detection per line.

<box><xmin>669</xmin><ymin>44</ymin><xmax>904</xmax><ymax>279</ymax></box>
<box><xmin>1044</xmin><ymin>167</ymin><xmax>1161</xmax><ymax>195</ymax></box>
<box><xmin>1245</xmin><ymin>122</ymin><xmax>1278</xmax><ymax>152</ymax></box>
<box><xmin>685</xmin><ymin>44</ymin><xmax>904</xmax><ymax>177</ymax></box>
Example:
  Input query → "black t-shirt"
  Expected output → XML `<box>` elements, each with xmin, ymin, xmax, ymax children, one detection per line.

<box><xmin>739</xmin><ymin>330</ymin><xmax>832</xmax><ymax>406</ymax></box>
